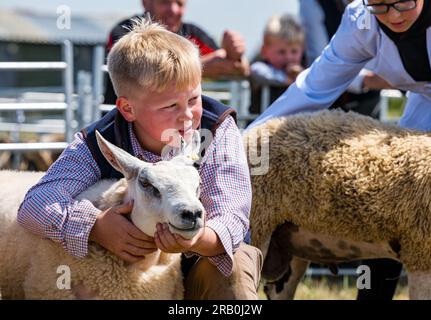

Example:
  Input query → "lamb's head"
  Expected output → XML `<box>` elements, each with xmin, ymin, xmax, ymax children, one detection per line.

<box><xmin>95</xmin><ymin>131</ymin><xmax>205</xmax><ymax>240</ymax></box>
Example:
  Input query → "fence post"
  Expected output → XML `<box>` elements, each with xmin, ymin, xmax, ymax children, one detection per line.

<box><xmin>62</xmin><ymin>40</ymin><xmax>74</xmax><ymax>143</ymax></box>
<box><xmin>238</xmin><ymin>80</ymin><xmax>250</xmax><ymax>128</ymax></box>
<box><xmin>92</xmin><ymin>45</ymin><xmax>105</xmax><ymax>122</ymax></box>
<box><xmin>77</xmin><ymin>70</ymin><xmax>93</xmax><ymax>130</ymax></box>
<box><xmin>260</xmin><ymin>86</ymin><xmax>270</xmax><ymax>113</ymax></box>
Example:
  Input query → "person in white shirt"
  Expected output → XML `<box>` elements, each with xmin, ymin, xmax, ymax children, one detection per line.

<box><xmin>249</xmin><ymin>0</ymin><xmax>431</xmax><ymax>132</ymax></box>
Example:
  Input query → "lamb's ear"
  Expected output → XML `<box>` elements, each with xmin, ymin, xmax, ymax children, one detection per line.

<box><xmin>178</xmin><ymin>130</ymin><xmax>200</xmax><ymax>160</ymax></box>
<box><xmin>95</xmin><ymin>131</ymin><xmax>145</xmax><ymax>179</ymax></box>
<box><xmin>161</xmin><ymin>130</ymin><xmax>201</xmax><ymax>164</ymax></box>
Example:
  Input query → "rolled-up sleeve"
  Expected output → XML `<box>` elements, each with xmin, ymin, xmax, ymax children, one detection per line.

<box><xmin>17</xmin><ymin>132</ymin><xmax>102</xmax><ymax>257</ymax></box>
<box><xmin>193</xmin><ymin>116</ymin><xmax>252</xmax><ymax>276</ymax></box>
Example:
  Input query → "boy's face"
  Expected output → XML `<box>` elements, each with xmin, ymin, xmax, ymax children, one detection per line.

<box><xmin>143</xmin><ymin>0</ymin><xmax>186</xmax><ymax>33</ymax></box>
<box><xmin>261</xmin><ymin>40</ymin><xmax>303</xmax><ymax>71</ymax></box>
<box><xmin>118</xmin><ymin>81</ymin><xmax>202</xmax><ymax>155</ymax></box>
<box><xmin>369</xmin><ymin>0</ymin><xmax>423</xmax><ymax>33</ymax></box>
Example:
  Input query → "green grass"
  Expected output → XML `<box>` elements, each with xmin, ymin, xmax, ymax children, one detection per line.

<box><xmin>386</xmin><ymin>96</ymin><xmax>407</xmax><ymax>120</ymax></box>
<box><xmin>258</xmin><ymin>277</ymin><xmax>409</xmax><ymax>300</ymax></box>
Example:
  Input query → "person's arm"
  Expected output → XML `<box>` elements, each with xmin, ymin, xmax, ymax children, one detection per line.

<box><xmin>300</xmin><ymin>0</ymin><xmax>384</xmax><ymax>95</ymax></box>
<box><xmin>195</xmin><ymin>27</ymin><xmax>249</xmax><ymax>78</ymax></box>
<box><xmin>17</xmin><ymin>131</ymin><xmax>156</xmax><ymax>262</ymax></box>
<box><xmin>250</xmin><ymin>61</ymin><xmax>289</xmax><ymax>86</ymax></box>
<box><xmin>247</xmin><ymin>2</ymin><xmax>379</xmax><ymax>130</ymax></box>
<box><xmin>201</xmin><ymin>50</ymin><xmax>250</xmax><ymax>78</ymax></box>
<box><xmin>17</xmin><ymin>132</ymin><xmax>102</xmax><ymax>257</ymax></box>
<box><xmin>197</xmin><ymin>116</ymin><xmax>251</xmax><ymax>276</ymax></box>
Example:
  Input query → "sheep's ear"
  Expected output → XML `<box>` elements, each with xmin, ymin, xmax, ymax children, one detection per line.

<box><xmin>95</xmin><ymin>130</ymin><xmax>145</xmax><ymax>179</ymax></box>
<box><xmin>184</xmin><ymin>130</ymin><xmax>201</xmax><ymax>159</ymax></box>
<box><xmin>177</xmin><ymin>130</ymin><xmax>201</xmax><ymax>161</ymax></box>
<box><xmin>161</xmin><ymin>130</ymin><xmax>201</xmax><ymax>165</ymax></box>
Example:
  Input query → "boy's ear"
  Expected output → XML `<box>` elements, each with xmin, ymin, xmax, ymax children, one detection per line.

<box><xmin>116</xmin><ymin>96</ymin><xmax>136</xmax><ymax>122</ymax></box>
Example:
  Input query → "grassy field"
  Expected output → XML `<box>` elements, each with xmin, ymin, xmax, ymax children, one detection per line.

<box><xmin>259</xmin><ymin>277</ymin><xmax>409</xmax><ymax>300</ymax></box>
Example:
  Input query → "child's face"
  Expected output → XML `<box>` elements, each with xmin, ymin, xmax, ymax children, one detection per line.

<box><xmin>370</xmin><ymin>0</ymin><xmax>424</xmax><ymax>33</ymax></box>
<box><xmin>261</xmin><ymin>40</ymin><xmax>303</xmax><ymax>70</ymax></box>
<box><xmin>118</xmin><ymin>81</ymin><xmax>202</xmax><ymax>155</ymax></box>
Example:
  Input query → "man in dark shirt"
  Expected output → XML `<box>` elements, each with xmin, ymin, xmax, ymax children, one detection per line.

<box><xmin>104</xmin><ymin>0</ymin><xmax>249</xmax><ymax>104</ymax></box>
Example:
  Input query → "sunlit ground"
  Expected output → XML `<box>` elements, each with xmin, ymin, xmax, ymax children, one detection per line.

<box><xmin>258</xmin><ymin>277</ymin><xmax>409</xmax><ymax>300</ymax></box>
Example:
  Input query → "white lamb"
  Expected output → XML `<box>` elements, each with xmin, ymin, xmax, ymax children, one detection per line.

<box><xmin>0</xmin><ymin>131</ymin><xmax>204</xmax><ymax>299</ymax></box>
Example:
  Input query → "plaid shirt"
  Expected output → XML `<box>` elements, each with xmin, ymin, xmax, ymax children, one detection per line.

<box><xmin>17</xmin><ymin>115</ymin><xmax>251</xmax><ymax>276</ymax></box>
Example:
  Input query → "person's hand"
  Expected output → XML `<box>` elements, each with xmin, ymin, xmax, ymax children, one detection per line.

<box><xmin>222</xmin><ymin>30</ymin><xmax>246</xmax><ymax>61</ymax></box>
<box><xmin>285</xmin><ymin>64</ymin><xmax>304</xmax><ymax>85</ymax></box>
<box><xmin>202</xmin><ymin>54</ymin><xmax>250</xmax><ymax>78</ymax></box>
<box><xmin>200</xmin><ymin>48</ymin><xmax>227</xmax><ymax>64</ymax></box>
<box><xmin>154</xmin><ymin>223</ymin><xmax>205</xmax><ymax>254</ymax></box>
<box><xmin>89</xmin><ymin>201</ymin><xmax>157</xmax><ymax>263</ymax></box>
<box><xmin>363</xmin><ymin>73</ymin><xmax>393</xmax><ymax>90</ymax></box>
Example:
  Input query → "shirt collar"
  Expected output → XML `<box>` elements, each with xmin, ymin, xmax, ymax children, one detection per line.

<box><xmin>128</xmin><ymin>123</ymin><xmax>162</xmax><ymax>163</ymax></box>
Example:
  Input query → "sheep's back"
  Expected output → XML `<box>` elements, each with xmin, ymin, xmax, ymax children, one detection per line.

<box><xmin>246</xmin><ymin>110</ymin><xmax>431</xmax><ymax>256</ymax></box>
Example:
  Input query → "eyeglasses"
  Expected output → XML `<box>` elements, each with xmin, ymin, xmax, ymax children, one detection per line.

<box><xmin>363</xmin><ymin>0</ymin><xmax>417</xmax><ymax>14</ymax></box>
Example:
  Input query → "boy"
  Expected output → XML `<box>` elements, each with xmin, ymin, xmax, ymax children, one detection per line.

<box><xmin>249</xmin><ymin>14</ymin><xmax>305</xmax><ymax>115</ymax></box>
<box><xmin>18</xmin><ymin>19</ymin><xmax>262</xmax><ymax>300</ymax></box>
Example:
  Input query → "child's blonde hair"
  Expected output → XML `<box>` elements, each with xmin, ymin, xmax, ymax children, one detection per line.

<box><xmin>263</xmin><ymin>14</ymin><xmax>305</xmax><ymax>46</ymax></box>
<box><xmin>107</xmin><ymin>18</ymin><xmax>202</xmax><ymax>97</ymax></box>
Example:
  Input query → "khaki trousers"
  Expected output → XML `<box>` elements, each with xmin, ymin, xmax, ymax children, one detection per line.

<box><xmin>184</xmin><ymin>243</ymin><xmax>263</xmax><ymax>300</ymax></box>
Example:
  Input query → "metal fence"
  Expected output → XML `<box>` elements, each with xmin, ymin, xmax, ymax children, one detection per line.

<box><xmin>0</xmin><ymin>44</ymin><xmax>405</xmax><ymax>155</ymax></box>
<box><xmin>0</xmin><ymin>40</ymin><xmax>74</xmax><ymax>155</ymax></box>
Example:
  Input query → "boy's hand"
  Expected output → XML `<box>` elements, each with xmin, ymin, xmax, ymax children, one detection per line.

<box><xmin>154</xmin><ymin>223</ymin><xmax>205</xmax><ymax>254</ymax></box>
<box><xmin>89</xmin><ymin>201</ymin><xmax>157</xmax><ymax>263</ymax></box>
<box><xmin>286</xmin><ymin>64</ymin><xmax>304</xmax><ymax>85</ymax></box>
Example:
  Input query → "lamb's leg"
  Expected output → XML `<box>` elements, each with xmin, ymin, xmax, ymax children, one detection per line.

<box><xmin>408</xmin><ymin>271</ymin><xmax>431</xmax><ymax>300</ymax></box>
<box><xmin>264</xmin><ymin>256</ymin><xmax>309</xmax><ymax>300</ymax></box>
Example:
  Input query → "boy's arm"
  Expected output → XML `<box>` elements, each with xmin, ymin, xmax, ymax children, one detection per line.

<box><xmin>17</xmin><ymin>132</ymin><xmax>102</xmax><ymax>258</ymax></box>
<box><xmin>189</xmin><ymin>115</ymin><xmax>251</xmax><ymax>277</ymax></box>
<box><xmin>250</xmin><ymin>61</ymin><xmax>289</xmax><ymax>86</ymax></box>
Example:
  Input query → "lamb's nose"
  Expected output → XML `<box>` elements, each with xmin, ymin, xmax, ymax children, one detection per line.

<box><xmin>195</xmin><ymin>210</ymin><xmax>203</xmax><ymax>219</ymax></box>
<box><xmin>181</xmin><ymin>210</ymin><xmax>203</xmax><ymax>222</ymax></box>
<box><xmin>181</xmin><ymin>210</ymin><xmax>196</xmax><ymax>222</ymax></box>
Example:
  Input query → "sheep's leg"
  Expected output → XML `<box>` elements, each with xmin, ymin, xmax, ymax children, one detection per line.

<box><xmin>408</xmin><ymin>271</ymin><xmax>431</xmax><ymax>300</ymax></box>
<box><xmin>264</xmin><ymin>257</ymin><xmax>309</xmax><ymax>300</ymax></box>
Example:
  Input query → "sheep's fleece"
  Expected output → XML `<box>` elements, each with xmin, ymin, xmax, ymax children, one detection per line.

<box><xmin>246</xmin><ymin>110</ymin><xmax>431</xmax><ymax>272</ymax></box>
<box><xmin>0</xmin><ymin>171</ymin><xmax>183</xmax><ymax>299</ymax></box>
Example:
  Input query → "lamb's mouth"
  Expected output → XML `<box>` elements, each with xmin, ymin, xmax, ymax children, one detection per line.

<box><xmin>168</xmin><ymin>222</ymin><xmax>197</xmax><ymax>232</ymax></box>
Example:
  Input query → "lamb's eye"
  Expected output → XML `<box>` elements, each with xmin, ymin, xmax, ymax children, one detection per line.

<box><xmin>140</xmin><ymin>180</ymin><xmax>161</xmax><ymax>198</ymax></box>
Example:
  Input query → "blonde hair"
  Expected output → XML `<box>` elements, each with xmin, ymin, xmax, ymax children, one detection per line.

<box><xmin>263</xmin><ymin>14</ymin><xmax>305</xmax><ymax>46</ymax></box>
<box><xmin>107</xmin><ymin>18</ymin><xmax>202</xmax><ymax>97</ymax></box>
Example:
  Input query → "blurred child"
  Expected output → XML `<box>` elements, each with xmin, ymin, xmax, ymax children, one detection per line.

<box><xmin>249</xmin><ymin>14</ymin><xmax>305</xmax><ymax>115</ymax></box>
